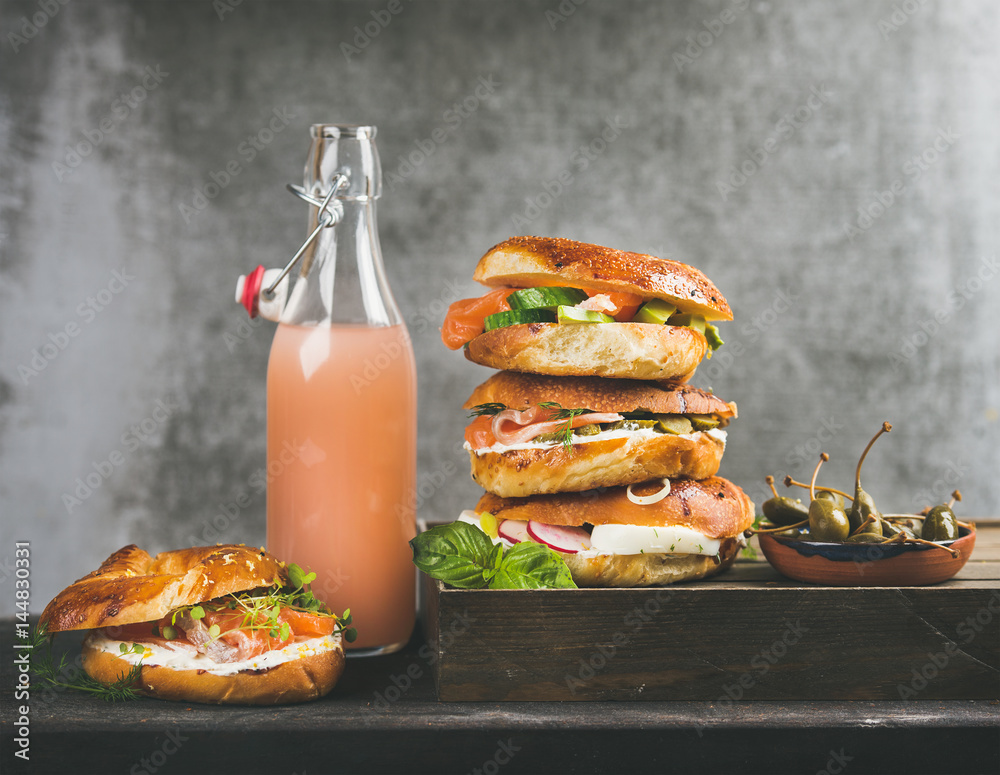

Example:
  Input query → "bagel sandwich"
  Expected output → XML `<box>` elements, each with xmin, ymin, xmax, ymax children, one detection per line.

<box><xmin>457</xmin><ymin>478</ymin><xmax>754</xmax><ymax>587</ymax></box>
<box><xmin>38</xmin><ymin>544</ymin><xmax>352</xmax><ymax>705</ymax></box>
<box><xmin>464</xmin><ymin>372</ymin><xmax>737</xmax><ymax>497</ymax></box>
<box><xmin>441</xmin><ymin>236</ymin><xmax>731</xmax><ymax>380</ymax></box>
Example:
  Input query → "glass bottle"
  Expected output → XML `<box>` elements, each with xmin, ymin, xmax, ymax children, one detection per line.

<box><xmin>266</xmin><ymin>125</ymin><xmax>416</xmax><ymax>656</ymax></box>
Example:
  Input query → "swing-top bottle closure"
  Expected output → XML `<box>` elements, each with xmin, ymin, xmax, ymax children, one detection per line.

<box><xmin>235</xmin><ymin>124</ymin><xmax>380</xmax><ymax>320</ymax></box>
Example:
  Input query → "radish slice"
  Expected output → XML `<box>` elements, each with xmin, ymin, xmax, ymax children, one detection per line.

<box><xmin>497</xmin><ymin>519</ymin><xmax>531</xmax><ymax>543</ymax></box>
<box><xmin>526</xmin><ymin>521</ymin><xmax>592</xmax><ymax>554</ymax></box>
<box><xmin>626</xmin><ymin>479</ymin><xmax>671</xmax><ymax>505</ymax></box>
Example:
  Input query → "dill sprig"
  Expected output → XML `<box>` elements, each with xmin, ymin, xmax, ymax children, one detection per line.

<box><xmin>467</xmin><ymin>403</ymin><xmax>507</xmax><ymax>418</ymax></box>
<box><xmin>29</xmin><ymin>622</ymin><xmax>145</xmax><ymax>702</ymax></box>
<box><xmin>538</xmin><ymin>401</ymin><xmax>593</xmax><ymax>448</ymax></box>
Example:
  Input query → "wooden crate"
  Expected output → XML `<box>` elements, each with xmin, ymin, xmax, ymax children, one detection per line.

<box><xmin>420</xmin><ymin>524</ymin><xmax>1000</xmax><ymax>701</ymax></box>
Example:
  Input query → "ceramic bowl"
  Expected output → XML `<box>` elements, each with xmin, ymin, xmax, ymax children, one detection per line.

<box><xmin>757</xmin><ymin>526</ymin><xmax>976</xmax><ymax>586</ymax></box>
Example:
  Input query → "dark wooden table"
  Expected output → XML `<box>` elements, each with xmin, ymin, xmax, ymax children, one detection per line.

<box><xmin>3</xmin><ymin>526</ymin><xmax>998</xmax><ymax>775</ymax></box>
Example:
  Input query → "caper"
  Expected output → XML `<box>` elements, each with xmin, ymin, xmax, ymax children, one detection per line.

<box><xmin>762</xmin><ymin>476</ymin><xmax>810</xmax><ymax>526</ymax></box>
<box><xmin>763</xmin><ymin>496</ymin><xmax>810</xmax><ymax>526</ymax></box>
<box><xmin>848</xmin><ymin>422</ymin><xmax>891</xmax><ymax>530</ymax></box>
<box><xmin>806</xmin><ymin>454</ymin><xmax>851</xmax><ymax>541</ymax></box>
<box><xmin>810</xmin><ymin>498</ymin><xmax>851</xmax><ymax>542</ymax></box>
<box><xmin>922</xmin><ymin>505</ymin><xmax>958</xmax><ymax>541</ymax></box>
<box><xmin>816</xmin><ymin>489</ymin><xmax>845</xmax><ymax>511</ymax></box>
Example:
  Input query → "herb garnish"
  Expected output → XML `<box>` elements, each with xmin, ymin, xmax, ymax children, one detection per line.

<box><xmin>467</xmin><ymin>403</ymin><xmax>507</xmax><ymax>418</ymax></box>
<box><xmin>166</xmin><ymin>564</ymin><xmax>357</xmax><ymax>644</ymax></box>
<box><xmin>410</xmin><ymin>522</ymin><xmax>577</xmax><ymax>590</ymax></box>
<box><xmin>29</xmin><ymin>623</ymin><xmax>145</xmax><ymax>702</ymax></box>
<box><xmin>537</xmin><ymin>402</ymin><xmax>594</xmax><ymax>448</ymax></box>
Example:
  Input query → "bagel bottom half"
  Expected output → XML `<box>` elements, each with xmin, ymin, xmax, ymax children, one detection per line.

<box><xmin>560</xmin><ymin>537</ymin><xmax>741</xmax><ymax>588</ymax></box>
<box><xmin>465</xmin><ymin>322</ymin><xmax>706</xmax><ymax>380</ymax></box>
<box><xmin>470</xmin><ymin>429</ymin><xmax>726</xmax><ymax>498</ymax></box>
<box><xmin>82</xmin><ymin>633</ymin><xmax>345</xmax><ymax>705</ymax></box>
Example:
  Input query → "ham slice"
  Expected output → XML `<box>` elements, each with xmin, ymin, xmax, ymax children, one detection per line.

<box><xmin>491</xmin><ymin>407</ymin><xmax>623</xmax><ymax>446</ymax></box>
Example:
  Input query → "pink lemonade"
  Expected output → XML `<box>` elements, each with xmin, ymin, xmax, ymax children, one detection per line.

<box><xmin>266</xmin><ymin>322</ymin><xmax>417</xmax><ymax>652</ymax></box>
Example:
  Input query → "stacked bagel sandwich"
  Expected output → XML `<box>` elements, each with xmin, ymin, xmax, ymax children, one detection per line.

<box><xmin>441</xmin><ymin>236</ymin><xmax>754</xmax><ymax>587</ymax></box>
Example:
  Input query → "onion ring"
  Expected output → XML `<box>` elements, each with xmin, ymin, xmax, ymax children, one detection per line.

<box><xmin>626</xmin><ymin>479</ymin><xmax>671</xmax><ymax>505</ymax></box>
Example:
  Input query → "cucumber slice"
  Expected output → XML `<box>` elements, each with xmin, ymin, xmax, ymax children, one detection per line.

<box><xmin>483</xmin><ymin>308</ymin><xmax>556</xmax><ymax>331</ymax></box>
<box><xmin>666</xmin><ymin>313</ymin><xmax>707</xmax><ymax>334</ymax></box>
<box><xmin>633</xmin><ymin>299</ymin><xmax>677</xmax><ymax>324</ymax></box>
<box><xmin>556</xmin><ymin>306</ymin><xmax>615</xmax><ymax>324</ymax></box>
<box><xmin>507</xmin><ymin>287</ymin><xmax>588</xmax><ymax>310</ymax></box>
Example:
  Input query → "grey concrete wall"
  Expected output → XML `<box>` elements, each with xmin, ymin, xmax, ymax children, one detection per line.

<box><xmin>1</xmin><ymin>0</ymin><xmax>998</xmax><ymax>615</ymax></box>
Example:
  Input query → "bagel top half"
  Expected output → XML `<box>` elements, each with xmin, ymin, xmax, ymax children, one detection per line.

<box><xmin>464</xmin><ymin>372</ymin><xmax>736</xmax><ymax>419</ymax></box>
<box><xmin>39</xmin><ymin>544</ymin><xmax>287</xmax><ymax>633</ymax></box>
<box><xmin>476</xmin><ymin>477</ymin><xmax>755</xmax><ymax>539</ymax></box>
<box><xmin>474</xmin><ymin>236</ymin><xmax>733</xmax><ymax>321</ymax></box>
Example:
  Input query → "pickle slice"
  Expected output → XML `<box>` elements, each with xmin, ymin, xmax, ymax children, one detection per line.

<box><xmin>689</xmin><ymin>415</ymin><xmax>720</xmax><ymax>431</ymax></box>
<box><xmin>655</xmin><ymin>415</ymin><xmax>694</xmax><ymax>435</ymax></box>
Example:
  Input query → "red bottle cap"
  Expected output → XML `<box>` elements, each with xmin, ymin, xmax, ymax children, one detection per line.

<box><xmin>240</xmin><ymin>265</ymin><xmax>266</xmax><ymax>319</ymax></box>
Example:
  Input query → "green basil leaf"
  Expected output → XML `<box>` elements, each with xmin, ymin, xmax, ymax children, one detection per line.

<box><xmin>410</xmin><ymin>522</ymin><xmax>494</xmax><ymax>589</ymax></box>
<box><xmin>491</xmin><ymin>542</ymin><xmax>577</xmax><ymax>589</ymax></box>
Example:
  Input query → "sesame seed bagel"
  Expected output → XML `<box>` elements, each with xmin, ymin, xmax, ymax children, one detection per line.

<box><xmin>465</xmin><ymin>321</ymin><xmax>706</xmax><ymax>380</ymax></box>
<box><xmin>476</xmin><ymin>477</ymin><xmax>755</xmax><ymax>538</ymax></box>
<box><xmin>474</xmin><ymin>237</ymin><xmax>733</xmax><ymax>321</ymax></box>
<box><xmin>40</xmin><ymin>544</ymin><xmax>287</xmax><ymax>633</ymax></box>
